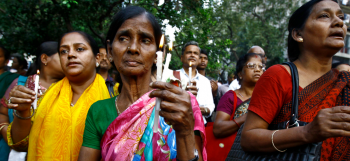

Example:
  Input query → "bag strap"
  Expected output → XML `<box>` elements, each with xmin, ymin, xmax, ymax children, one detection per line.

<box><xmin>282</xmin><ymin>62</ymin><xmax>299</xmax><ymax>128</ymax></box>
<box><xmin>229</xmin><ymin>90</ymin><xmax>238</xmax><ymax>120</ymax></box>
<box><xmin>17</xmin><ymin>75</ymin><xmax>28</xmax><ymax>86</ymax></box>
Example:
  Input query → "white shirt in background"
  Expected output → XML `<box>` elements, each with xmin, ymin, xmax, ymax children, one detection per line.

<box><xmin>178</xmin><ymin>68</ymin><xmax>215</xmax><ymax>124</ymax></box>
<box><xmin>229</xmin><ymin>79</ymin><xmax>241</xmax><ymax>91</ymax></box>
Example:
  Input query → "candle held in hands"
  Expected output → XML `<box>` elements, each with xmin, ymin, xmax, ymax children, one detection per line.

<box><xmin>189</xmin><ymin>61</ymin><xmax>192</xmax><ymax>86</ymax></box>
<box><xmin>33</xmin><ymin>70</ymin><xmax>40</xmax><ymax>110</ymax></box>
<box><xmin>153</xmin><ymin>34</ymin><xmax>164</xmax><ymax>133</ymax></box>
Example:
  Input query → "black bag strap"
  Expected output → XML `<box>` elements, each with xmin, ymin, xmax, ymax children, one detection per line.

<box><xmin>282</xmin><ymin>62</ymin><xmax>299</xmax><ymax>128</ymax></box>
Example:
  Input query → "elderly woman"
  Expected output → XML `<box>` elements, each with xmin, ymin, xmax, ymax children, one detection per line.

<box><xmin>78</xmin><ymin>6</ymin><xmax>206</xmax><ymax>161</ymax></box>
<box><xmin>241</xmin><ymin>0</ymin><xmax>350</xmax><ymax>160</ymax></box>
<box><xmin>6</xmin><ymin>31</ymin><xmax>110</xmax><ymax>160</ymax></box>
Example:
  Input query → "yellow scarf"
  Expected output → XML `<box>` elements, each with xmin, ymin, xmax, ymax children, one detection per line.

<box><xmin>28</xmin><ymin>74</ymin><xmax>110</xmax><ymax>161</ymax></box>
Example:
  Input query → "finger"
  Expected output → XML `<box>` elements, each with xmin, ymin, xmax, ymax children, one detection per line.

<box><xmin>15</xmin><ymin>86</ymin><xmax>36</xmax><ymax>96</ymax></box>
<box><xmin>189</xmin><ymin>91</ymin><xmax>197</xmax><ymax>96</ymax></box>
<box><xmin>149</xmin><ymin>89</ymin><xmax>184</xmax><ymax>103</ymax></box>
<box><xmin>191</xmin><ymin>81</ymin><xmax>197</xmax><ymax>86</ymax></box>
<box><xmin>7</xmin><ymin>104</ymin><xmax>18</xmax><ymax>109</ymax></box>
<box><xmin>8</xmin><ymin>97</ymin><xmax>33</xmax><ymax>104</ymax></box>
<box><xmin>150</xmin><ymin>81</ymin><xmax>182</xmax><ymax>94</ymax></box>
<box><xmin>327</xmin><ymin>129</ymin><xmax>350</xmax><ymax>137</ymax></box>
<box><xmin>160</xmin><ymin>101</ymin><xmax>178</xmax><ymax>113</ymax></box>
<box><xmin>330</xmin><ymin>113</ymin><xmax>350</xmax><ymax>122</ymax></box>
<box><xmin>331</xmin><ymin>106</ymin><xmax>350</xmax><ymax>114</ymax></box>
<box><xmin>186</xmin><ymin>86</ymin><xmax>197</xmax><ymax>90</ymax></box>
<box><xmin>10</xmin><ymin>89</ymin><xmax>36</xmax><ymax>100</ymax></box>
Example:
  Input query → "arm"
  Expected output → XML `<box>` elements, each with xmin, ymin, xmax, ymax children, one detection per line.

<box><xmin>213</xmin><ymin>111</ymin><xmax>246</xmax><ymax>138</ymax></box>
<box><xmin>78</xmin><ymin>147</ymin><xmax>101</xmax><ymax>161</ymax></box>
<box><xmin>0</xmin><ymin>104</ymin><xmax>9</xmax><ymax>141</ymax></box>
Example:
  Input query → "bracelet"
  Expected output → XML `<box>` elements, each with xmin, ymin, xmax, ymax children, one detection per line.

<box><xmin>13</xmin><ymin>106</ymin><xmax>35</xmax><ymax>120</ymax></box>
<box><xmin>272</xmin><ymin>130</ymin><xmax>287</xmax><ymax>152</ymax></box>
<box><xmin>0</xmin><ymin>123</ymin><xmax>9</xmax><ymax>132</ymax></box>
<box><xmin>232</xmin><ymin>119</ymin><xmax>240</xmax><ymax>127</ymax></box>
<box><xmin>0</xmin><ymin>122</ymin><xmax>9</xmax><ymax>127</ymax></box>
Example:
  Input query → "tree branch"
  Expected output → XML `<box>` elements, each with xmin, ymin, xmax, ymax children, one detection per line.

<box><xmin>173</xmin><ymin>47</ymin><xmax>182</xmax><ymax>59</ymax></box>
<box><xmin>0</xmin><ymin>7</ymin><xmax>26</xmax><ymax>26</ymax></box>
<box><xmin>98</xmin><ymin>0</ymin><xmax>124</xmax><ymax>30</ymax></box>
<box><xmin>89</xmin><ymin>24</ymin><xmax>105</xmax><ymax>45</ymax></box>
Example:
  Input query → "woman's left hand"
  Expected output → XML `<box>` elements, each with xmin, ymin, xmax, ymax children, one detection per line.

<box><xmin>149</xmin><ymin>81</ymin><xmax>194</xmax><ymax>137</ymax></box>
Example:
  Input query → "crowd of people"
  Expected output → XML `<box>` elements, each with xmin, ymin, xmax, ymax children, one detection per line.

<box><xmin>0</xmin><ymin>0</ymin><xmax>350</xmax><ymax>161</ymax></box>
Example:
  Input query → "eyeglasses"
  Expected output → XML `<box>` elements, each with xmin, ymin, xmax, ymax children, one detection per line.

<box><xmin>246</xmin><ymin>62</ymin><xmax>265</xmax><ymax>70</ymax></box>
<box><xmin>256</xmin><ymin>54</ymin><xmax>266</xmax><ymax>58</ymax></box>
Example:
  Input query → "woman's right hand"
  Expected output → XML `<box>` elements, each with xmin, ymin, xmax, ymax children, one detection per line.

<box><xmin>303</xmin><ymin>106</ymin><xmax>350</xmax><ymax>143</ymax></box>
<box><xmin>7</xmin><ymin>85</ymin><xmax>37</xmax><ymax>112</ymax></box>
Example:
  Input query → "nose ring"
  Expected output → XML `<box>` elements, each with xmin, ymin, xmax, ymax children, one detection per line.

<box><xmin>127</xmin><ymin>47</ymin><xmax>130</xmax><ymax>50</ymax></box>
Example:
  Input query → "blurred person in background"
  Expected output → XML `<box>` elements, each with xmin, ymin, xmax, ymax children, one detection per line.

<box><xmin>11</xmin><ymin>54</ymin><xmax>28</xmax><ymax>75</ymax></box>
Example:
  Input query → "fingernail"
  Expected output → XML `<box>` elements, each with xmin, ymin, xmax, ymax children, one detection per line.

<box><xmin>149</xmin><ymin>82</ymin><xmax>153</xmax><ymax>86</ymax></box>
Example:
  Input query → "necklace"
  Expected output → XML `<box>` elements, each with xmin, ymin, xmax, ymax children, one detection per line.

<box><xmin>237</xmin><ymin>92</ymin><xmax>244</xmax><ymax>98</ymax></box>
<box><xmin>70</xmin><ymin>103</ymin><xmax>74</xmax><ymax>107</ymax></box>
<box><xmin>115</xmin><ymin>97</ymin><xmax>121</xmax><ymax>114</ymax></box>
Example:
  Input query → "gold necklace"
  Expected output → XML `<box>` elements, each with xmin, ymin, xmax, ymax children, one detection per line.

<box><xmin>237</xmin><ymin>92</ymin><xmax>244</xmax><ymax>99</ymax></box>
<box><xmin>115</xmin><ymin>96</ymin><xmax>121</xmax><ymax>114</ymax></box>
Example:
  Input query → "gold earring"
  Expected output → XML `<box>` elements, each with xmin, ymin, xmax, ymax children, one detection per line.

<box><xmin>44</xmin><ymin>63</ymin><xmax>47</xmax><ymax>66</ymax></box>
<box><xmin>299</xmin><ymin>38</ymin><xmax>303</xmax><ymax>42</ymax></box>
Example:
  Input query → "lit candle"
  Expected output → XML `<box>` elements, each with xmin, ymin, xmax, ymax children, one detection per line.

<box><xmin>33</xmin><ymin>70</ymin><xmax>40</xmax><ymax>110</ymax></box>
<box><xmin>153</xmin><ymin>35</ymin><xmax>164</xmax><ymax>133</ymax></box>
<box><xmin>189</xmin><ymin>61</ymin><xmax>192</xmax><ymax>86</ymax></box>
<box><xmin>162</xmin><ymin>41</ymin><xmax>172</xmax><ymax>82</ymax></box>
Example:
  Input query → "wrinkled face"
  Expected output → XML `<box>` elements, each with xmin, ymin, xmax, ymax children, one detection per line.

<box><xmin>109</xmin><ymin>14</ymin><xmax>157</xmax><ymax>77</ymax></box>
<box><xmin>300</xmin><ymin>0</ymin><xmax>346</xmax><ymax>53</ymax></box>
<box><xmin>181</xmin><ymin>45</ymin><xmax>200</xmax><ymax>68</ymax></box>
<box><xmin>99</xmin><ymin>48</ymin><xmax>111</xmax><ymax>70</ymax></box>
<box><xmin>197</xmin><ymin>53</ymin><xmax>208</xmax><ymax>69</ymax></box>
<box><xmin>59</xmin><ymin>32</ymin><xmax>97</xmax><ymax>78</ymax></box>
<box><xmin>46</xmin><ymin>53</ymin><xmax>65</xmax><ymax>79</ymax></box>
<box><xmin>0</xmin><ymin>48</ymin><xmax>8</xmax><ymax>69</ymax></box>
<box><xmin>336</xmin><ymin>64</ymin><xmax>350</xmax><ymax>72</ymax></box>
<box><xmin>239</xmin><ymin>56</ymin><xmax>263</xmax><ymax>84</ymax></box>
<box><xmin>11</xmin><ymin>57</ymin><xmax>20</xmax><ymax>69</ymax></box>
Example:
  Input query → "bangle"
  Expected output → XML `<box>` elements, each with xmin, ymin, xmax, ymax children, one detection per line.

<box><xmin>272</xmin><ymin>130</ymin><xmax>287</xmax><ymax>152</ymax></box>
<box><xmin>14</xmin><ymin>106</ymin><xmax>35</xmax><ymax>120</ymax></box>
<box><xmin>0</xmin><ymin>124</ymin><xmax>9</xmax><ymax>132</ymax></box>
<box><xmin>232</xmin><ymin>119</ymin><xmax>240</xmax><ymax>127</ymax></box>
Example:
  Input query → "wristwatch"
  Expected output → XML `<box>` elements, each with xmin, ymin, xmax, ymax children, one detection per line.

<box><xmin>177</xmin><ymin>149</ymin><xmax>199</xmax><ymax>161</ymax></box>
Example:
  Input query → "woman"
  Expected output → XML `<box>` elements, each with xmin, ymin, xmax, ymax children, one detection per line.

<box><xmin>6</xmin><ymin>31</ymin><xmax>110</xmax><ymax>160</ymax></box>
<box><xmin>0</xmin><ymin>41</ymin><xmax>65</xmax><ymax>160</ymax></box>
<box><xmin>241</xmin><ymin>0</ymin><xmax>350</xmax><ymax>160</ymax></box>
<box><xmin>78</xmin><ymin>6</ymin><xmax>206</xmax><ymax>161</ymax></box>
<box><xmin>11</xmin><ymin>54</ymin><xmax>28</xmax><ymax>75</ymax></box>
<box><xmin>213</xmin><ymin>53</ymin><xmax>263</xmax><ymax>138</ymax></box>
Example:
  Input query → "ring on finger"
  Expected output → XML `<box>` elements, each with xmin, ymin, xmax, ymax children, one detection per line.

<box><xmin>8</xmin><ymin>97</ymin><xmax>13</xmax><ymax>104</ymax></box>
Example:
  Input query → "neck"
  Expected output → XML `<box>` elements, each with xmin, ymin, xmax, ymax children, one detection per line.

<box><xmin>118</xmin><ymin>72</ymin><xmax>152</xmax><ymax>112</ymax></box>
<box><xmin>197</xmin><ymin>68</ymin><xmax>205</xmax><ymax>76</ymax></box>
<box><xmin>39</xmin><ymin>68</ymin><xmax>62</xmax><ymax>89</ymax></box>
<box><xmin>0</xmin><ymin>68</ymin><xmax>5</xmax><ymax>75</ymax></box>
<box><xmin>183</xmin><ymin>66</ymin><xmax>197</xmax><ymax>78</ymax></box>
<box><xmin>17</xmin><ymin>69</ymin><xmax>24</xmax><ymax>74</ymax></box>
<box><xmin>294</xmin><ymin>50</ymin><xmax>332</xmax><ymax>74</ymax></box>
<box><xmin>238</xmin><ymin>81</ymin><xmax>255</xmax><ymax>99</ymax></box>
<box><xmin>69</xmin><ymin>72</ymin><xmax>97</xmax><ymax>104</ymax></box>
<box><xmin>98</xmin><ymin>68</ymin><xmax>109</xmax><ymax>80</ymax></box>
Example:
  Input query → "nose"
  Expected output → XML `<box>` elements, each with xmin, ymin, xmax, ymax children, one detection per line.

<box><xmin>68</xmin><ymin>49</ymin><xmax>76</xmax><ymax>59</ymax></box>
<box><xmin>332</xmin><ymin>16</ymin><xmax>344</xmax><ymax>28</ymax></box>
<box><xmin>128</xmin><ymin>38</ymin><xmax>140</xmax><ymax>55</ymax></box>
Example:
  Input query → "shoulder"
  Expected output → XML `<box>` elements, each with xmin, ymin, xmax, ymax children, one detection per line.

<box><xmin>198</xmin><ymin>74</ymin><xmax>210</xmax><ymax>83</ymax></box>
<box><xmin>260</xmin><ymin>65</ymin><xmax>290</xmax><ymax>84</ymax></box>
<box><xmin>88</xmin><ymin>97</ymin><xmax>116</xmax><ymax>114</ymax></box>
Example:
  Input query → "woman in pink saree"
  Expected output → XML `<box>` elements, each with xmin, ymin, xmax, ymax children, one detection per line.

<box><xmin>78</xmin><ymin>6</ymin><xmax>207</xmax><ymax>161</ymax></box>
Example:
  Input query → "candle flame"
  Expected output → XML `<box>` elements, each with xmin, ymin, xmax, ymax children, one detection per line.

<box><xmin>169</xmin><ymin>41</ymin><xmax>173</xmax><ymax>51</ymax></box>
<box><xmin>159</xmin><ymin>35</ymin><xmax>164</xmax><ymax>48</ymax></box>
<box><xmin>189</xmin><ymin>61</ymin><xmax>192</xmax><ymax>67</ymax></box>
<box><xmin>37</xmin><ymin>70</ymin><xmax>40</xmax><ymax>74</ymax></box>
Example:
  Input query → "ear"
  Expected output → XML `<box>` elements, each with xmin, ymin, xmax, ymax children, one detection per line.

<box><xmin>96</xmin><ymin>53</ymin><xmax>101</xmax><ymax>64</ymax></box>
<box><xmin>41</xmin><ymin>54</ymin><xmax>49</xmax><ymax>65</ymax></box>
<box><xmin>106</xmin><ymin>40</ymin><xmax>113</xmax><ymax>57</ymax></box>
<box><xmin>292</xmin><ymin>29</ymin><xmax>303</xmax><ymax>43</ymax></box>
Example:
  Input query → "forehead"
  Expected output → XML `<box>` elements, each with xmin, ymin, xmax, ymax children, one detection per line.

<box><xmin>200</xmin><ymin>53</ymin><xmax>208</xmax><ymax>58</ymax></box>
<box><xmin>311</xmin><ymin>0</ymin><xmax>341</xmax><ymax>14</ymax></box>
<box><xmin>185</xmin><ymin>45</ymin><xmax>200</xmax><ymax>52</ymax></box>
<box><xmin>118</xmin><ymin>14</ymin><xmax>154</xmax><ymax>34</ymax></box>
<box><xmin>61</xmin><ymin>32</ymin><xmax>89</xmax><ymax>46</ymax></box>
<box><xmin>247</xmin><ymin>55</ymin><xmax>263</xmax><ymax>63</ymax></box>
<box><xmin>250</xmin><ymin>47</ymin><xmax>265</xmax><ymax>55</ymax></box>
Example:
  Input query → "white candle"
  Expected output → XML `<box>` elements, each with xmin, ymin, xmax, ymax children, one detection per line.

<box><xmin>153</xmin><ymin>35</ymin><xmax>164</xmax><ymax>133</ymax></box>
<box><xmin>33</xmin><ymin>70</ymin><xmax>40</xmax><ymax>110</ymax></box>
<box><xmin>162</xmin><ymin>41</ymin><xmax>172</xmax><ymax>82</ymax></box>
<box><xmin>189</xmin><ymin>61</ymin><xmax>192</xmax><ymax>86</ymax></box>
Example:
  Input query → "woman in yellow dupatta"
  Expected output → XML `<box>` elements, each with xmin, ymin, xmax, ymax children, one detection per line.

<box><xmin>6</xmin><ymin>31</ymin><xmax>110</xmax><ymax>160</ymax></box>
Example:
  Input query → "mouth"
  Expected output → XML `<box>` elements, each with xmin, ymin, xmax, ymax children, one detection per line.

<box><xmin>254</xmin><ymin>74</ymin><xmax>261</xmax><ymax>78</ymax></box>
<box><xmin>125</xmin><ymin>59</ymin><xmax>141</xmax><ymax>67</ymax></box>
<box><xmin>329</xmin><ymin>31</ymin><xmax>344</xmax><ymax>39</ymax></box>
<box><xmin>67</xmin><ymin>61</ymin><xmax>81</xmax><ymax>67</ymax></box>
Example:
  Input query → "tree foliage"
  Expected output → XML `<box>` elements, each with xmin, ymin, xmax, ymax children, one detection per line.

<box><xmin>0</xmin><ymin>0</ymin><xmax>305</xmax><ymax>81</ymax></box>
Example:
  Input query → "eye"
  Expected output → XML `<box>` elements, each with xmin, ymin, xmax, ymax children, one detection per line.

<box><xmin>119</xmin><ymin>37</ymin><xmax>129</xmax><ymax>42</ymax></box>
<box><xmin>60</xmin><ymin>49</ymin><xmax>68</xmax><ymax>54</ymax></box>
<box><xmin>319</xmin><ymin>13</ymin><xmax>329</xmax><ymax>18</ymax></box>
<box><xmin>142</xmin><ymin>38</ymin><xmax>151</xmax><ymax>44</ymax></box>
<box><xmin>77</xmin><ymin>47</ymin><xmax>85</xmax><ymax>52</ymax></box>
<box><xmin>338</xmin><ymin>15</ymin><xmax>345</xmax><ymax>20</ymax></box>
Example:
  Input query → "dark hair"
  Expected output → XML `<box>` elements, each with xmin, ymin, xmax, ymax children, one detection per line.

<box><xmin>12</xmin><ymin>54</ymin><xmax>28</xmax><ymax>70</ymax></box>
<box><xmin>106</xmin><ymin>6</ymin><xmax>162</xmax><ymax>49</ymax></box>
<box><xmin>0</xmin><ymin>45</ymin><xmax>10</xmax><ymax>60</ymax></box>
<box><xmin>106</xmin><ymin>6</ymin><xmax>162</xmax><ymax>93</ymax></box>
<box><xmin>200</xmin><ymin>49</ymin><xmax>208</xmax><ymax>56</ymax></box>
<box><xmin>58</xmin><ymin>31</ymin><xmax>99</xmax><ymax>56</ymax></box>
<box><xmin>98</xmin><ymin>46</ymin><xmax>105</xmax><ymax>49</ymax></box>
<box><xmin>36</xmin><ymin>41</ymin><xmax>58</xmax><ymax>71</ymax></box>
<box><xmin>288</xmin><ymin>0</ymin><xmax>338</xmax><ymax>61</ymax></box>
<box><xmin>182</xmin><ymin>41</ymin><xmax>200</xmax><ymax>55</ymax></box>
<box><xmin>235</xmin><ymin>53</ymin><xmax>261</xmax><ymax>85</ymax></box>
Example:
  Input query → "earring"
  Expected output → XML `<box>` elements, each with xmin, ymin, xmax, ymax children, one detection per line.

<box><xmin>127</xmin><ymin>47</ymin><xmax>130</xmax><ymax>50</ymax></box>
<box><xmin>154</xmin><ymin>59</ymin><xmax>157</xmax><ymax>64</ymax></box>
<box><xmin>108</xmin><ymin>57</ymin><xmax>113</xmax><ymax>62</ymax></box>
<box><xmin>240</xmin><ymin>77</ymin><xmax>242</xmax><ymax>79</ymax></box>
<box><xmin>299</xmin><ymin>38</ymin><xmax>303</xmax><ymax>42</ymax></box>
<box><xmin>96</xmin><ymin>62</ymin><xmax>99</xmax><ymax>67</ymax></box>
<box><xmin>44</xmin><ymin>63</ymin><xmax>47</xmax><ymax>66</ymax></box>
